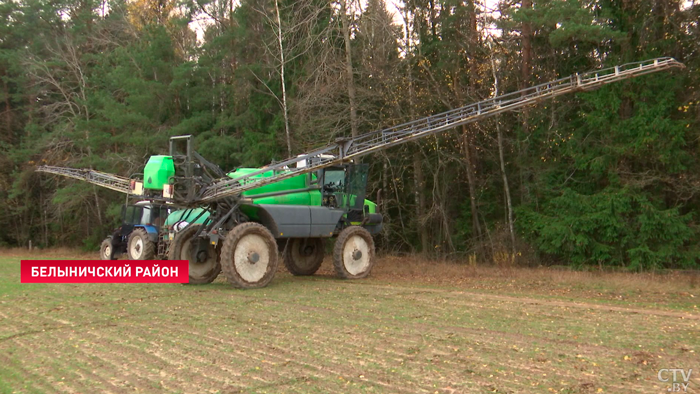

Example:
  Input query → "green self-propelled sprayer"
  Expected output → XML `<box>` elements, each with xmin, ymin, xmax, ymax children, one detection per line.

<box><xmin>37</xmin><ymin>57</ymin><xmax>685</xmax><ymax>288</ymax></box>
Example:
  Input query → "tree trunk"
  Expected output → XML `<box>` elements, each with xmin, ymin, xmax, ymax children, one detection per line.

<box><xmin>339</xmin><ymin>0</ymin><xmax>358</xmax><ymax>138</ymax></box>
<box><xmin>497</xmin><ymin>123</ymin><xmax>515</xmax><ymax>252</ymax></box>
<box><xmin>520</xmin><ymin>0</ymin><xmax>532</xmax><ymax>93</ymax></box>
<box><xmin>40</xmin><ymin>187</ymin><xmax>49</xmax><ymax>247</ymax></box>
<box><xmin>462</xmin><ymin>127</ymin><xmax>481</xmax><ymax>240</ymax></box>
<box><xmin>519</xmin><ymin>0</ymin><xmax>533</xmax><ymax>204</ymax></box>
<box><xmin>489</xmin><ymin>43</ymin><xmax>516</xmax><ymax>253</ymax></box>
<box><xmin>85</xmin><ymin>138</ymin><xmax>103</xmax><ymax>228</ymax></box>
<box><xmin>274</xmin><ymin>0</ymin><xmax>292</xmax><ymax>157</ymax></box>
<box><xmin>403</xmin><ymin>7</ymin><xmax>428</xmax><ymax>253</ymax></box>
<box><xmin>382</xmin><ymin>157</ymin><xmax>388</xmax><ymax>214</ymax></box>
<box><xmin>1</xmin><ymin>67</ymin><xmax>11</xmax><ymax>142</ymax></box>
<box><xmin>413</xmin><ymin>152</ymin><xmax>429</xmax><ymax>253</ymax></box>
<box><xmin>428</xmin><ymin>0</ymin><xmax>437</xmax><ymax>38</ymax></box>
<box><xmin>467</xmin><ymin>0</ymin><xmax>479</xmax><ymax>90</ymax></box>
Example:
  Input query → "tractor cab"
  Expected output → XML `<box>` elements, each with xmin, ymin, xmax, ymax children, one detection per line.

<box><xmin>122</xmin><ymin>202</ymin><xmax>171</xmax><ymax>229</ymax></box>
<box><xmin>100</xmin><ymin>201</ymin><xmax>173</xmax><ymax>261</ymax></box>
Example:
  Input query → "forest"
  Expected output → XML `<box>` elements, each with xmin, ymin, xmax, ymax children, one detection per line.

<box><xmin>0</xmin><ymin>0</ymin><xmax>698</xmax><ymax>269</ymax></box>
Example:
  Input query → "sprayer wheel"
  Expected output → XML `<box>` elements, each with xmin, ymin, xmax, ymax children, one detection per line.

<box><xmin>168</xmin><ymin>224</ymin><xmax>220</xmax><ymax>285</ymax></box>
<box><xmin>220</xmin><ymin>222</ymin><xmax>279</xmax><ymax>289</ymax></box>
<box><xmin>284</xmin><ymin>238</ymin><xmax>324</xmax><ymax>276</ymax></box>
<box><xmin>333</xmin><ymin>226</ymin><xmax>375</xmax><ymax>279</ymax></box>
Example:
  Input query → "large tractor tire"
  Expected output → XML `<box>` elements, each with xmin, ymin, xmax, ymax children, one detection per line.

<box><xmin>220</xmin><ymin>222</ymin><xmax>279</xmax><ymax>289</ymax></box>
<box><xmin>168</xmin><ymin>224</ymin><xmax>221</xmax><ymax>285</ymax></box>
<box><xmin>100</xmin><ymin>237</ymin><xmax>116</xmax><ymax>260</ymax></box>
<box><xmin>127</xmin><ymin>228</ymin><xmax>156</xmax><ymax>260</ymax></box>
<box><xmin>333</xmin><ymin>226</ymin><xmax>376</xmax><ymax>279</ymax></box>
<box><xmin>283</xmin><ymin>238</ymin><xmax>324</xmax><ymax>276</ymax></box>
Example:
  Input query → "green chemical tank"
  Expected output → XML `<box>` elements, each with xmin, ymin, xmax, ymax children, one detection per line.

<box><xmin>143</xmin><ymin>155</ymin><xmax>175</xmax><ymax>190</ymax></box>
<box><xmin>231</xmin><ymin>166</ymin><xmax>379</xmax><ymax>220</ymax></box>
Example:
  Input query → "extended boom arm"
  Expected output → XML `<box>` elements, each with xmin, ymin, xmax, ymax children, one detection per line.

<box><xmin>37</xmin><ymin>166</ymin><xmax>132</xmax><ymax>194</ymax></box>
<box><xmin>197</xmin><ymin>57</ymin><xmax>684</xmax><ymax>203</ymax></box>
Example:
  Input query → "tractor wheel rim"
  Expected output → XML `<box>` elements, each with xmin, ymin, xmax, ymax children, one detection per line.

<box><xmin>103</xmin><ymin>244</ymin><xmax>111</xmax><ymax>259</ymax></box>
<box><xmin>131</xmin><ymin>238</ymin><xmax>143</xmax><ymax>258</ymax></box>
<box><xmin>234</xmin><ymin>234</ymin><xmax>270</xmax><ymax>283</ymax></box>
<box><xmin>342</xmin><ymin>235</ymin><xmax>370</xmax><ymax>276</ymax></box>
<box><xmin>183</xmin><ymin>238</ymin><xmax>216</xmax><ymax>279</ymax></box>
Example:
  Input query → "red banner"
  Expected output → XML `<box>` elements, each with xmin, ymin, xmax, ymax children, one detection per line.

<box><xmin>20</xmin><ymin>260</ymin><xmax>189</xmax><ymax>283</ymax></box>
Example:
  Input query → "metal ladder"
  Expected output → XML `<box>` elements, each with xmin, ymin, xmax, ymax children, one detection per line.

<box><xmin>198</xmin><ymin>57</ymin><xmax>684</xmax><ymax>203</ymax></box>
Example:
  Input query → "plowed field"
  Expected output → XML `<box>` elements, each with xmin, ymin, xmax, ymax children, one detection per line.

<box><xmin>1</xmin><ymin>252</ymin><xmax>698</xmax><ymax>393</ymax></box>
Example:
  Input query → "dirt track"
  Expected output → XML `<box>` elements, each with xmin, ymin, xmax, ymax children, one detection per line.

<box><xmin>1</xmin><ymin>255</ymin><xmax>698</xmax><ymax>393</ymax></box>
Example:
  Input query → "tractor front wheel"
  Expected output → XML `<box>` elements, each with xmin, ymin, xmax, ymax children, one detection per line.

<box><xmin>333</xmin><ymin>226</ymin><xmax>375</xmax><ymax>279</ymax></box>
<box><xmin>127</xmin><ymin>228</ymin><xmax>156</xmax><ymax>260</ymax></box>
<box><xmin>220</xmin><ymin>222</ymin><xmax>279</xmax><ymax>289</ymax></box>
<box><xmin>284</xmin><ymin>238</ymin><xmax>324</xmax><ymax>276</ymax></box>
<box><xmin>100</xmin><ymin>237</ymin><xmax>116</xmax><ymax>260</ymax></box>
<box><xmin>168</xmin><ymin>224</ymin><xmax>220</xmax><ymax>285</ymax></box>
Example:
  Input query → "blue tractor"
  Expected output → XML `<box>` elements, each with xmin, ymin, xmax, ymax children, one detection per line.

<box><xmin>100</xmin><ymin>201</ymin><xmax>172</xmax><ymax>260</ymax></box>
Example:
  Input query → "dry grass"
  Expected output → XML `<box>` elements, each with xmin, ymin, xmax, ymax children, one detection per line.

<box><xmin>375</xmin><ymin>254</ymin><xmax>698</xmax><ymax>290</ymax></box>
<box><xmin>5</xmin><ymin>247</ymin><xmax>697</xmax><ymax>296</ymax></box>
<box><xmin>370</xmin><ymin>254</ymin><xmax>699</xmax><ymax>310</ymax></box>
